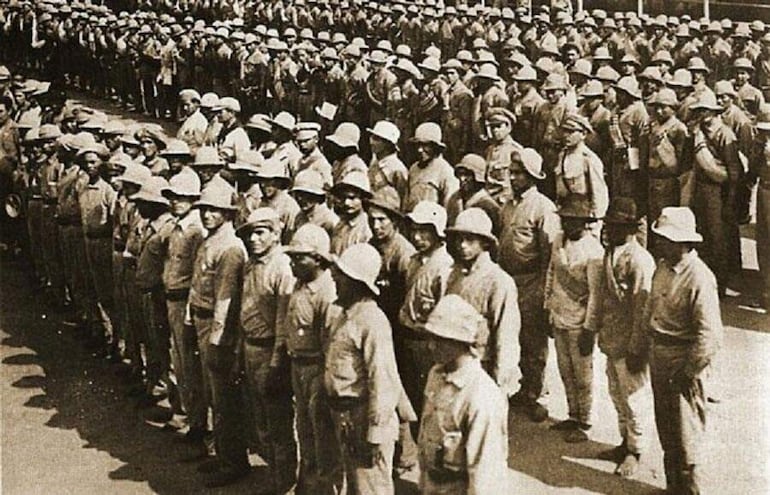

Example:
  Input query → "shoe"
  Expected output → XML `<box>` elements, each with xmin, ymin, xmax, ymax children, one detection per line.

<box><xmin>525</xmin><ymin>402</ymin><xmax>549</xmax><ymax>423</ymax></box>
<box><xmin>550</xmin><ymin>419</ymin><xmax>578</xmax><ymax>431</ymax></box>
<box><xmin>201</xmin><ymin>465</ymin><xmax>250</xmax><ymax>487</ymax></box>
<box><xmin>196</xmin><ymin>457</ymin><xmax>225</xmax><ymax>473</ymax></box>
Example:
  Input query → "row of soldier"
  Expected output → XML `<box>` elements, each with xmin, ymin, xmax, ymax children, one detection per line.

<box><xmin>0</xmin><ymin>57</ymin><xmax>745</xmax><ymax>492</ymax></box>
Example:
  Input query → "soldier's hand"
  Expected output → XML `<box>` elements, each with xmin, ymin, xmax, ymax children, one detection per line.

<box><xmin>625</xmin><ymin>352</ymin><xmax>647</xmax><ymax>374</ymax></box>
<box><xmin>367</xmin><ymin>442</ymin><xmax>387</xmax><ymax>468</ymax></box>
<box><xmin>577</xmin><ymin>329</ymin><xmax>595</xmax><ymax>357</ymax></box>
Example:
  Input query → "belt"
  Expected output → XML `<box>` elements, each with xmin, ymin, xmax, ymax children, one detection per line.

<box><xmin>289</xmin><ymin>353</ymin><xmax>323</xmax><ymax>364</ymax></box>
<box><xmin>244</xmin><ymin>336</ymin><xmax>276</xmax><ymax>347</ymax></box>
<box><xmin>191</xmin><ymin>305</ymin><xmax>214</xmax><ymax>319</ymax></box>
<box><xmin>165</xmin><ymin>288</ymin><xmax>190</xmax><ymax>302</ymax></box>
<box><xmin>652</xmin><ymin>332</ymin><xmax>692</xmax><ymax>347</ymax></box>
<box><xmin>328</xmin><ymin>396</ymin><xmax>365</xmax><ymax>411</ymax></box>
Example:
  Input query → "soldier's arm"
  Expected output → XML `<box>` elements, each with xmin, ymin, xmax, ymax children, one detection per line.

<box><xmin>627</xmin><ymin>253</ymin><xmax>656</xmax><ymax>356</ymax></box>
<box><xmin>466</xmin><ymin>388</ymin><xmax>509</xmax><ymax>494</ymax></box>
<box><xmin>489</xmin><ymin>277</ymin><xmax>521</xmax><ymax>393</ymax></box>
<box><xmin>271</xmin><ymin>263</ymin><xmax>296</xmax><ymax>368</ymax></box>
<box><xmin>210</xmin><ymin>246</ymin><xmax>245</xmax><ymax>345</ymax></box>
<box><xmin>362</xmin><ymin>313</ymin><xmax>401</xmax><ymax>444</ymax></box>
<box><xmin>683</xmin><ymin>272</ymin><xmax>723</xmax><ymax>378</ymax></box>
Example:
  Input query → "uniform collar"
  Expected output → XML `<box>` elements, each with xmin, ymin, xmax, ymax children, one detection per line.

<box><xmin>671</xmin><ymin>249</ymin><xmax>697</xmax><ymax>274</ymax></box>
<box><xmin>176</xmin><ymin>209</ymin><xmax>200</xmax><ymax>230</ymax></box>
<box><xmin>443</xmin><ymin>358</ymin><xmax>481</xmax><ymax>389</ymax></box>
<box><xmin>460</xmin><ymin>251</ymin><xmax>491</xmax><ymax>275</ymax></box>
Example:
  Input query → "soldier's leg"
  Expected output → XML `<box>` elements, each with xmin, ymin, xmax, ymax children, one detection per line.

<box><xmin>351</xmin><ymin>403</ymin><xmax>395</xmax><ymax>495</ymax></box>
<box><xmin>86</xmin><ymin>237</ymin><xmax>115</xmax><ymax>347</ymax></box>
<box><xmin>515</xmin><ymin>277</ymin><xmax>550</xmax><ymax>410</ymax></box>
<box><xmin>553</xmin><ymin>328</ymin><xmax>579</xmax><ymax>422</ymax></box>
<box><xmin>123</xmin><ymin>263</ymin><xmax>145</xmax><ymax>375</ymax></box>
<box><xmin>41</xmin><ymin>205</ymin><xmax>65</xmax><ymax>302</ymax></box>
<box><xmin>305</xmin><ymin>362</ymin><xmax>342</xmax><ymax>494</ymax></box>
<box><xmin>26</xmin><ymin>199</ymin><xmax>45</xmax><ymax>282</ymax></box>
<box><xmin>167</xmin><ymin>298</ymin><xmax>207</xmax><ymax>433</ymax></box>
<box><xmin>292</xmin><ymin>362</ymin><xmax>316</xmax><ymax>493</ymax></box>
<box><xmin>757</xmin><ymin>185</ymin><xmax>770</xmax><ymax>309</ymax></box>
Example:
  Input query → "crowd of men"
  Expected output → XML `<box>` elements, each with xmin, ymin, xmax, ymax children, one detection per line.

<box><xmin>1</xmin><ymin>0</ymin><xmax>768</xmax><ymax>494</ymax></box>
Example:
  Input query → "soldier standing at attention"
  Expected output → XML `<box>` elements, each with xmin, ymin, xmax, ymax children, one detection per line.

<box><xmin>544</xmin><ymin>193</ymin><xmax>604</xmax><ymax>443</ymax></box>
<box><xmin>445</xmin><ymin>207</ymin><xmax>521</xmax><ymax>397</ymax></box>
<box><xmin>186</xmin><ymin>179</ymin><xmax>249</xmax><ymax>488</ymax></box>
<box><xmin>283</xmin><ymin>225</ymin><xmax>343</xmax><ymax>494</ymax></box>
<box><xmin>325</xmin><ymin>243</ymin><xmax>404</xmax><ymax>494</ymax></box>
<box><xmin>592</xmin><ymin>197</ymin><xmax>656</xmax><ymax>478</ymax></box>
<box><xmin>646</xmin><ymin>207</ymin><xmax>722</xmax><ymax>494</ymax></box>
<box><xmin>418</xmin><ymin>295</ymin><xmax>509</xmax><ymax>494</ymax></box>
<box><xmin>500</xmin><ymin>148</ymin><xmax>560</xmax><ymax>423</ymax></box>
<box><xmin>238</xmin><ymin>207</ymin><xmax>298</xmax><ymax>494</ymax></box>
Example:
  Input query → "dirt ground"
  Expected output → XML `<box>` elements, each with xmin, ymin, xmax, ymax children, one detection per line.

<box><xmin>1</xmin><ymin>95</ymin><xmax>769</xmax><ymax>494</ymax></box>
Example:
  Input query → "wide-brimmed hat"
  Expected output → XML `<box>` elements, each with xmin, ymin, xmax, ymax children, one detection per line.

<box><xmin>691</xmin><ymin>93</ymin><xmax>723</xmax><ymax>112</ymax></box>
<box><xmin>326</xmin><ymin>122</ymin><xmax>360</xmax><ymax>149</ymax></box>
<box><xmin>423</xmin><ymin>294</ymin><xmax>485</xmax><ymax>345</ymax></box>
<box><xmin>164</xmin><ymin>169</ymin><xmax>202</xmax><ymax>197</ymax></box>
<box><xmin>605</xmin><ymin>197</ymin><xmax>640</xmax><ymax>225</ymax></box>
<box><xmin>614</xmin><ymin>76</ymin><xmax>642</xmax><ymax>99</ymax></box>
<box><xmin>284</xmin><ymin>224</ymin><xmax>332</xmax><ymax>262</ymax></box>
<box><xmin>237</xmin><ymin>206</ymin><xmax>281</xmax><ymax>234</ymax></box>
<box><xmin>367</xmin><ymin>120</ymin><xmax>400</xmax><ymax>147</ymax></box>
<box><xmin>131</xmin><ymin>175</ymin><xmax>170</xmax><ymax>205</ymax></box>
<box><xmin>116</xmin><ymin>162</ymin><xmax>152</xmax><ymax>186</ymax></box>
<box><xmin>291</xmin><ymin>169</ymin><xmax>326</xmax><ymax>196</ymax></box>
<box><xmin>594</xmin><ymin>65</ymin><xmax>620</xmax><ymax>83</ymax></box>
<box><xmin>407</xmin><ymin>201</ymin><xmax>447</xmax><ymax>238</ymax></box>
<box><xmin>194</xmin><ymin>178</ymin><xmax>237</xmax><ymax>210</ymax></box>
<box><xmin>473</xmin><ymin>63</ymin><xmax>501</xmax><ymax>82</ymax></box>
<box><xmin>269</xmin><ymin>111</ymin><xmax>296</xmax><ymax>131</ymax></box>
<box><xmin>579</xmin><ymin>80</ymin><xmax>604</xmax><ymax>99</ymax></box>
<box><xmin>246</xmin><ymin>113</ymin><xmax>272</xmax><ymax>133</ymax></box>
<box><xmin>446</xmin><ymin>207</ymin><xmax>497</xmax><ymax>245</ymax></box>
<box><xmin>330</xmin><ymin>170</ymin><xmax>372</xmax><ymax>198</ymax></box>
<box><xmin>333</xmin><ymin>243</ymin><xmax>382</xmax><ymax>295</ymax></box>
<box><xmin>411</xmin><ymin>122</ymin><xmax>445</xmax><ymax>148</ymax></box>
<box><xmin>160</xmin><ymin>138</ymin><xmax>192</xmax><ymax>158</ymax></box>
<box><xmin>542</xmin><ymin>73</ymin><xmax>568</xmax><ymax>92</ymax></box>
<box><xmin>687</xmin><ymin>57</ymin><xmax>710</xmax><ymax>74</ymax></box>
<box><xmin>513</xmin><ymin>65</ymin><xmax>538</xmax><ymax>82</ymax></box>
<box><xmin>561</xmin><ymin>113</ymin><xmax>594</xmax><ymax>134</ymax></box>
<box><xmin>192</xmin><ymin>146</ymin><xmax>225</xmax><ymax>167</ymax></box>
<box><xmin>455</xmin><ymin>154</ymin><xmax>487</xmax><ymax>183</ymax></box>
<box><xmin>651</xmin><ymin>88</ymin><xmax>679</xmax><ymax>107</ymax></box>
<box><xmin>256</xmin><ymin>156</ymin><xmax>291</xmax><ymax>185</ymax></box>
<box><xmin>511</xmin><ymin>147</ymin><xmax>545</xmax><ymax>180</ymax></box>
<box><xmin>715</xmin><ymin>80</ymin><xmax>737</xmax><ymax>97</ymax></box>
<box><xmin>558</xmin><ymin>193</ymin><xmax>599</xmax><ymax>220</ymax></box>
<box><xmin>652</xmin><ymin>207</ymin><xmax>703</xmax><ymax>242</ymax></box>
<box><xmin>229</xmin><ymin>149</ymin><xmax>263</xmax><ymax>174</ymax></box>
<box><xmin>365</xmin><ymin>186</ymin><xmax>403</xmax><ymax>219</ymax></box>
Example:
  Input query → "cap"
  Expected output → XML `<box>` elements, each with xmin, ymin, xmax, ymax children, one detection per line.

<box><xmin>511</xmin><ymin>147</ymin><xmax>545</xmax><ymax>180</ymax></box>
<box><xmin>333</xmin><ymin>243</ymin><xmax>382</xmax><ymax>295</ymax></box>
<box><xmin>284</xmin><ymin>224</ymin><xmax>332</xmax><ymax>262</ymax></box>
<box><xmin>326</xmin><ymin>122</ymin><xmax>360</xmax><ymax>149</ymax></box>
<box><xmin>652</xmin><ymin>207</ymin><xmax>703</xmax><ymax>242</ymax></box>
<box><xmin>445</xmin><ymin>207</ymin><xmax>497</xmax><ymax>245</ymax></box>
<box><xmin>367</xmin><ymin>120</ymin><xmax>400</xmax><ymax>147</ymax></box>
<box><xmin>423</xmin><ymin>294</ymin><xmax>485</xmax><ymax>345</ymax></box>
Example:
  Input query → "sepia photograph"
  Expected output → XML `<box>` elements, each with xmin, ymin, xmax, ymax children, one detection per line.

<box><xmin>1</xmin><ymin>0</ymin><xmax>769</xmax><ymax>493</ymax></box>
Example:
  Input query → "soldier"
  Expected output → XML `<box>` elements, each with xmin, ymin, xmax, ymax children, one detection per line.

<box><xmin>732</xmin><ymin>58</ymin><xmax>764</xmax><ymax>117</ymax></box>
<box><xmin>366</xmin><ymin>49</ymin><xmax>398</xmax><ymax>125</ymax></box>
<box><xmin>161</xmin><ymin>172</ymin><xmax>208</xmax><ymax>453</ymax></box>
<box><xmin>36</xmin><ymin>124</ymin><xmax>65</xmax><ymax>305</ymax></box>
<box><xmin>441</xmin><ymin>59</ymin><xmax>474</xmax><ymax>164</ymax></box>
<box><xmin>690</xmin><ymin>94</ymin><xmax>742</xmax><ymax>295</ymax></box>
<box><xmin>403</xmin><ymin>123</ymin><xmax>458</xmax><ymax>213</ymax></box>
<box><xmin>283</xmin><ymin>225</ymin><xmax>343</xmax><ymax>494</ymax></box>
<box><xmin>132</xmin><ymin>176</ymin><xmax>176</xmax><ymax>409</ymax></box>
<box><xmin>509</xmin><ymin>65</ymin><xmax>544</xmax><ymax>149</ymax></box>
<box><xmin>445</xmin><ymin>207</ymin><xmax>521</xmax><ymax>396</ymax></box>
<box><xmin>593</xmin><ymin>197</ymin><xmax>656</xmax><ymax>478</ymax></box>
<box><xmin>325</xmin><ymin>243</ymin><xmax>404</xmax><ymax>494</ymax></box>
<box><xmin>329</xmin><ymin>170</ymin><xmax>372</xmax><ymax>256</ymax></box>
<box><xmin>367</xmin><ymin>120</ymin><xmax>408</xmax><ymax>200</ymax></box>
<box><xmin>290</xmin><ymin>169</ymin><xmax>339</xmax><ymax>237</ymax></box>
<box><xmin>214</xmin><ymin>97</ymin><xmax>250</xmax><ymax>162</ymax></box>
<box><xmin>269</xmin><ymin>112</ymin><xmax>302</xmax><ymax>176</ymax></box>
<box><xmin>417</xmin><ymin>294</ymin><xmax>509</xmax><ymax>494</ymax></box>
<box><xmin>137</xmin><ymin>126</ymin><xmax>170</xmax><ymax>177</ymax></box>
<box><xmin>532</xmin><ymin>73</ymin><xmax>570</xmax><ymax>198</ymax></box>
<box><xmin>187</xmin><ymin>179</ymin><xmax>249</xmax><ymax>487</ymax></box>
<box><xmin>646</xmin><ymin>207</ymin><xmax>723</xmax><ymax>494</ymax></box>
<box><xmin>643</xmin><ymin>88</ymin><xmax>688</xmax><ymax>240</ymax></box>
<box><xmin>556</xmin><ymin>114</ymin><xmax>610</xmax><ymax>219</ymax></box>
<box><xmin>500</xmin><ymin>148</ymin><xmax>560</xmax><ymax>423</ymax></box>
<box><xmin>544</xmin><ymin>194</ymin><xmax>604</xmax><ymax>443</ymax></box>
<box><xmin>77</xmin><ymin>143</ymin><xmax>117</xmax><ymax>354</ymax></box>
<box><xmin>446</xmin><ymin>153</ymin><xmax>501</xmax><ymax>235</ymax></box>
<box><xmin>255</xmin><ymin>157</ymin><xmax>300</xmax><ymax>244</ymax></box>
<box><xmin>578</xmin><ymin>80</ymin><xmax>612</xmax><ymax>167</ymax></box>
<box><xmin>177</xmin><ymin>88</ymin><xmax>208</xmax><ymax>152</ymax></box>
<box><xmin>294</xmin><ymin>122</ymin><xmax>332</xmax><ymax>188</ymax></box>
<box><xmin>238</xmin><ymin>207</ymin><xmax>298</xmax><ymax>494</ymax></box>
<box><xmin>751</xmin><ymin>105</ymin><xmax>770</xmax><ymax>311</ymax></box>
<box><xmin>483</xmin><ymin>107</ymin><xmax>520</xmax><ymax>206</ymax></box>
<box><xmin>471</xmin><ymin>63</ymin><xmax>509</xmax><ymax>153</ymax></box>
<box><xmin>326</xmin><ymin>122</ymin><xmax>367</xmax><ymax>186</ymax></box>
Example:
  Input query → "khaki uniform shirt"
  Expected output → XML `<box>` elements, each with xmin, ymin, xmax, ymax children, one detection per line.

<box><xmin>330</xmin><ymin>211</ymin><xmax>371</xmax><ymax>256</ymax></box>
<box><xmin>162</xmin><ymin>209</ymin><xmax>205</xmax><ymax>291</ymax></box>
<box><xmin>404</xmin><ymin>156</ymin><xmax>459</xmax><ymax>213</ymax></box>
<box><xmin>284</xmin><ymin>270</ymin><xmax>338</xmax><ymax>359</ymax></box>
<box><xmin>399</xmin><ymin>245</ymin><xmax>453</xmax><ymax>334</ymax></box>
<box><xmin>79</xmin><ymin>177</ymin><xmax>117</xmax><ymax>237</ymax></box>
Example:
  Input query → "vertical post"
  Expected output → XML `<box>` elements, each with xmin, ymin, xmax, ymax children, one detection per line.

<box><xmin>638</xmin><ymin>0</ymin><xmax>644</xmax><ymax>17</ymax></box>
<box><xmin>577</xmin><ymin>0</ymin><xmax>584</xmax><ymax>14</ymax></box>
<box><xmin>704</xmin><ymin>0</ymin><xmax>710</xmax><ymax>20</ymax></box>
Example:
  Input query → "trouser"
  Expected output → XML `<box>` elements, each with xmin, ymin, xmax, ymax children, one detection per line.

<box><xmin>41</xmin><ymin>204</ymin><xmax>64</xmax><ymax>295</ymax></box>
<box><xmin>554</xmin><ymin>327</ymin><xmax>594</xmax><ymax>425</ymax></box>
<box><xmin>606</xmin><ymin>356</ymin><xmax>650</xmax><ymax>455</ymax></box>
<box><xmin>395</xmin><ymin>332</ymin><xmax>433</xmax><ymax>423</ymax></box>
<box><xmin>692</xmin><ymin>180</ymin><xmax>737</xmax><ymax>292</ymax></box>
<box><xmin>243</xmin><ymin>342</ymin><xmax>297</xmax><ymax>493</ymax></box>
<box><xmin>167</xmin><ymin>298</ymin><xmax>207</xmax><ymax>430</ymax></box>
<box><xmin>515</xmin><ymin>272</ymin><xmax>549</xmax><ymax>403</ymax></box>
<box><xmin>140</xmin><ymin>73</ymin><xmax>158</xmax><ymax>116</ymax></box>
<box><xmin>291</xmin><ymin>358</ymin><xmax>342</xmax><ymax>495</ymax></box>
<box><xmin>757</xmin><ymin>182</ymin><xmax>770</xmax><ymax>308</ymax></box>
<box><xmin>157</xmin><ymin>83</ymin><xmax>175</xmax><ymax>118</ymax></box>
<box><xmin>193</xmin><ymin>314</ymin><xmax>246</xmax><ymax>470</ymax></box>
<box><xmin>58</xmin><ymin>225</ymin><xmax>79</xmax><ymax>308</ymax></box>
<box><xmin>26</xmin><ymin>199</ymin><xmax>45</xmax><ymax>280</ymax></box>
<box><xmin>112</xmin><ymin>252</ymin><xmax>127</xmax><ymax>342</ymax></box>
<box><xmin>651</xmin><ymin>342</ymin><xmax>707</xmax><ymax>494</ymax></box>
<box><xmin>84</xmin><ymin>236</ymin><xmax>113</xmax><ymax>337</ymax></box>
<box><xmin>329</xmin><ymin>400</ymin><xmax>396</xmax><ymax>495</ymax></box>
<box><xmin>122</xmin><ymin>263</ymin><xmax>145</xmax><ymax>366</ymax></box>
<box><xmin>141</xmin><ymin>288</ymin><xmax>174</xmax><ymax>405</ymax></box>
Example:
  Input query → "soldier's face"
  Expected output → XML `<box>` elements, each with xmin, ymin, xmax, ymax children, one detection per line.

<box><xmin>82</xmin><ymin>152</ymin><xmax>103</xmax><ymax>181</ymax></box>
<box><xmin>141</xmin><ymin>138</ymin><xmax>158</xmax><ymax>158</ymax></box>
<box><xmin>654</xmin><ymin>104</ymin><xmax>674</xmax><ymax>122</ymax></box>
<box><xmin>717</xmin><ymin>93</ymin><xmax>733</xmax><ymax>108</ymax></box>
<box><xmin>294</xmin><ymin>191</ymin><xmax>321</xmax><ymax>212</ymax></box>
<box><xmin>124</xmin><ymin>144</ymin><xmax>142</xmax><ymax>159</ymax></box>
<box><xmin>562</xmin><ymin>217</ymin><xmax>588</xmax><ymax>241</ymax></box>
<box><xmin>602</xmin><ymin>223</ymin><xmax>631</xmax><ymax>248</ymax></box>
<box><xmin>735</xmin><ymin>70</ymin><xmax>750</xmax><ymax>85</ymax></box>
<box><xmin>450</xmin><ymin>233</ymin><xmax>485</xmax><ymax>264</ymax></box>
<box><xmin>248</xmin><ymin>226</ymin><xmax>278</xmax><ymax>257</ymax></box>
<box><xmin>169</xmin><ymin>196</ymin><xmax>194</xmax><ymax>218</ymax></box>
<box><xmin>296</xmin><ymin>134</ymin><xmax>318</xmax><ymax>155</ymax></box>
<box><xmin>428</xmin><ymin>336</ymin><xmax>468</xmax><ymax>368</ymax></box>
<box><xmin>410</xmin><ymin>224</ymin><xmax>440</xmax><ymax>254</ymax></box>
<box><xmin>290</xmin><ymin>252</ymin><xmax>320</xmax><ymax>282</ymax></box>
<box><xmin>258</xmin><ymin>179</ymin><xmax>280</xmax><ymax>200</ymax></box>
<box><xmin>456</xmin><ymin>169</ymin><xmax>477</xmax><ymax>192</ymax></box>
<box><xmin>369</xmin><ymin>136</ymin><xmax>390</xmax><ymax>157</ymax></box>
<box><xmin>488</xmin><ymin>120</ymin><xmax>510</xmax><ymax>141</ymax></box>
<box><xmin>335</xmin><ymin>190</ymin><xmax>363</xmax><ymax>218</ymax></box>
<box><xmin>445</xmin><ymin>68</ymin><xmax>459</xmax><ymax>84</ymax></box>
<box><xmin>0</xmin><ymin>103</ymin><xmax>9</xmax><ymax>125</ymax></box>
<box><xmin>368</xmin><ymin>207</ymin><xmax>396</xmax><ymax>242</ymax></box>
<box><xmin>563</xmin><ymin>129</ymin><xmax>584</xmax><ymax>148</ymax></box>
<box><xmin>181</xmin><ymin>97</ymin><xmax>199</xmax><ymax>117</ymax></box>
<box><xmin>201</xmin><ymin>207</ymin><xmax>226</xmax><ymax>230</ymax></box>
<box><xmin>509</xmin><ymin>161</ymin><xmax>532</xmax><ymax>195</ymax></box>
